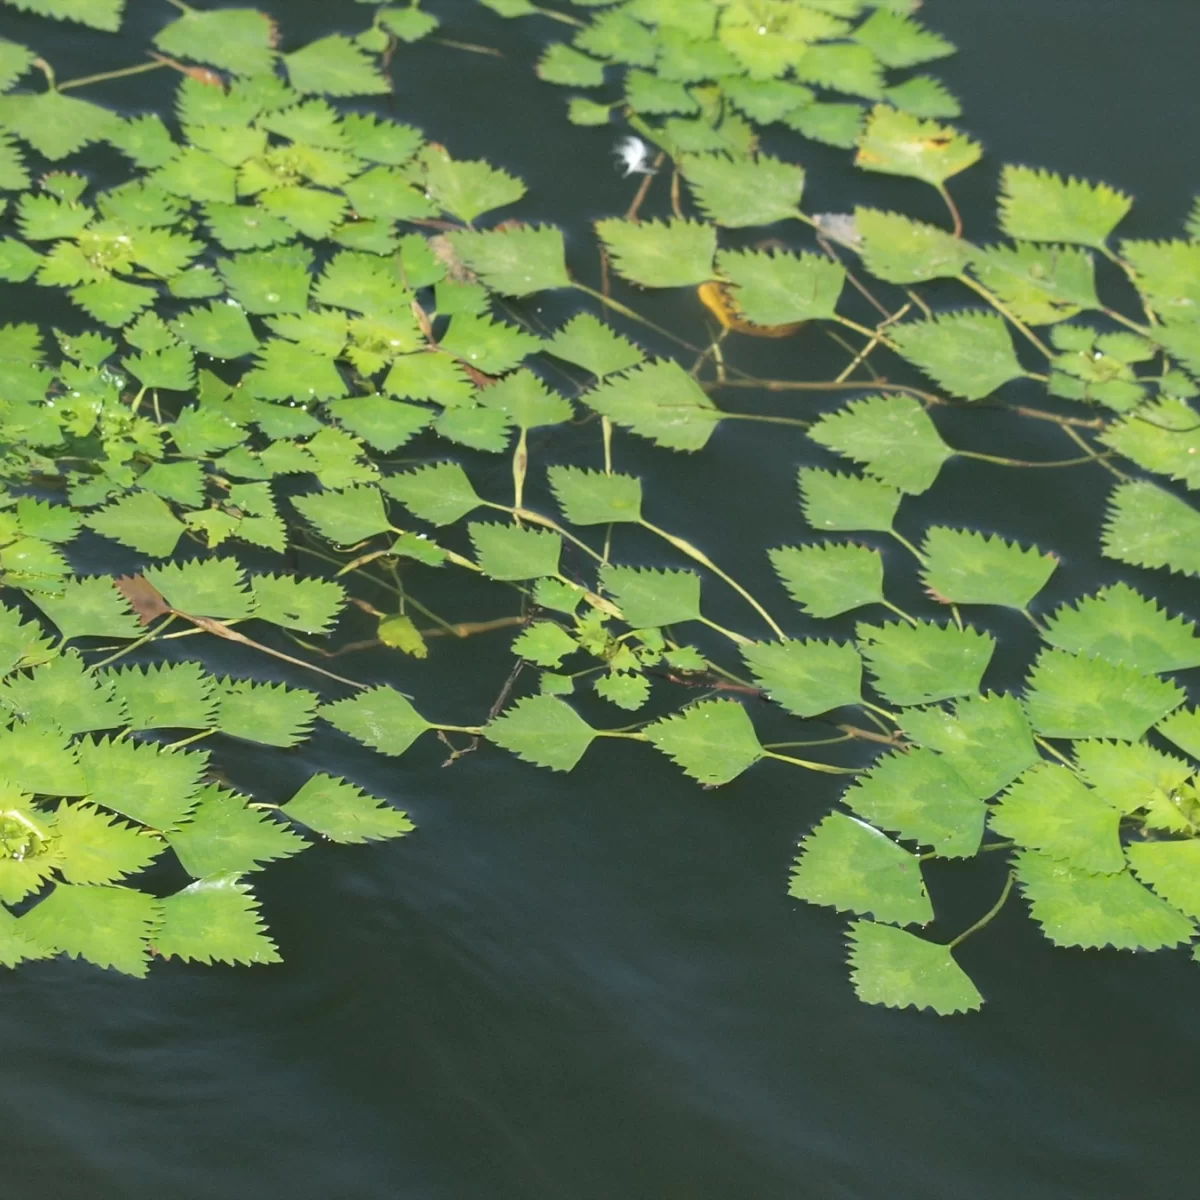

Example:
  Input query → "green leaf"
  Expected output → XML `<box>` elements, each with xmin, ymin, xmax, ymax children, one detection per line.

<box><xmin>583</xmin><ymin>359</ymin><xmax>718</xmax><ymax>451</ymax></box>
<box><xmin>439</xmin><ymin>313</ymin><xmax>540</xmax><ymax>375</ymax></box>
<box><xmin>155</xmin><ymin>874</ymin><xmax>281</xmax><ymax>966</ymax></box>
<box><xmin>855</xmin><ymin>105</ymin><xmax>981</xmax><ymax>187</ymax></box>
<box><xmin>470</xmin><ymin>522</ymin><xmax>561</xmax><ymax>580</ymax></box>
<box><xmin>243</xmin><ymin>338</ymin><xmax>347</xmax><ymax>402</ymax></box>
<box><xmin>284</xmin><ymin>34</ymin><xmax>390</xmax><ymax>96</ymax></box>
<box><xmin>808</xmin><ymin>394</ymin><xmax>952</xmax><ymax>493</ymax></box>
<box><xmin>3</xmin><ymin>0</ymin><xmax>123</xmax><ymax>29</ymax></box>
<box><xmin>741</xmin><ymin>637</ymin><xmax>861</xmax><ymax>717</ymax></box>
<box><xmin>0</xmin><ymin>237</ymin><xmax>40</xmax><ymax>282</ymax></box>
<box><xmin>326</xmin><ymin>395</ymin><xmax>432</xmax><ymax>452</ymax></box>
<box><xmin>341</xmin><ymin>113</ymin><xmax>422</xmax><ymax>165</ymax></box>
<box><xmin>154</xmin><ymin>7</ymin><xmax>277</xmax><ymax>76</ymax></box>
<box><xmin>1156</xmin><ymin>707</ymin><xmax>1200</xmax><ymax>763</ymax></box>
<box><xmin>544</xmin><ymin>313</ymin><xmax>644</xmax><ymax>379</ymax></box>
<box><xmin>420</xmin><ymin>145</ymin><xmax>525</xmax><ymax>224</ymax></box>
<box><xmin>883</xmin><ymin>76</ymin><xmax>962</xmax><ymax>120</ymax></box>
<box><xmin>0</xmin><ymin>130</ymin><xmax>29</xmax><ymax>190</ymax></box>
<box><xmin>382</xmin><ymin>462</ymin><xmax>482</xmax><ymax>526</ymax></box>
<box><xmin>283</xmin><ymin>772</ymin><xmax>414</xmax><ymax>843</ymax></box>
<box><xmin>1042</xmin><ymin>582</ymin><xmax>1200</xmax><ymax>672</ymax></box>
<box><xmin>599</xmin><ymin>564</ymin><xmax>700</xmax><ymax>628</ymax></box>
<box><xmin>798</xmin><ymin>468</ymin><xmax>902</xmax><ymax>533</ymax></box>
<box><xmin>855</xmin><ymin>207</ymin><xmax>970</xmax><ymax>283</ymax></box>
<box><xmin>52</xmin><ymin>802</ymin><xmax>164</xmax><ymax>885</ymax></box>
<box><xmin>968</xmin><ymin>243</ymin><xmax>1100</xmax><ymax>325</ymax></box>
<box><xmin>681</xmin><ymin>152</ymin><xmax>803</xmax><ymax>227</ymax></box>
<box><xmin>213</xmin><ymin>678</ymin><xmax>318</xmax><ymax>748</ymax></box>
<box><xmin>87</xmin><ymin>491</ymin><xmax>184</xmax><ymax>558</ymax></box>
<box><xmin>1127</xmin><ymin>841</ymin><xmax>1200</xmax><ymax>922</ymax></box>
<box><xmin>0</xmin><ymin>38</ymin><xmax>35</xmax><ymax>90</ymax></box>
<box><xmin>219</xmin><ymin>245</ymin><xmax>314</xmax><ymax>314</ymax></box>
<box><xmin>899</xmin><ymin>693</ymin><xmax>1039</xmax><ymax>800</ymax></box>
<box><xmin>487</xmin><ymin>694</ymin><xmax>596</xmax><ymax>771</ymax></box>
<box><xmin>890</xmin><ymin>311</ymin><xmax>1025</xmax><ymax>401</ymax></box>
<box><xmin>322</xmin><ymin>686</ymin><xmax>432</xmax><ymax>757</ymax></box>
<box><xmin>783</xmin><ymin>101</ymin><xmax>866</xmax><ymax>149</ymax></box>
<box><xmin>173</xmin><ymin>301</ymin><xmax>259</xmax><ymax>359</ymax></box>
<box><xmin>1101</xmin><ymin>398</ymin><xmax>1200</xmax><ymax>490</ymax></box>
<box><xmin>476</xmin><ymin>368</ymin><xmax>572</xmax><ymax>429</ymax></box>
<box><xmin>1</xmin><ymin>651</ymin><xmax>126</xmax><ymax>735</ymax></box>
<box><xmin>1023</xmin><ymin>648</ymin><xmax>1185</xmax><ymax>740</ymax></box>
<box><xmin>293</xmin><ymin>484</ymin><xmax>390</xmax><ymax>545</ymax></box>
<box><xmin>921</xmin><ymin>527</ymin><xmax>1057</xmax><ymax>609</ymax></box>
<box><xmin>0</xmin><ymin>601</ymin><xmax>55</xmax><ymax>673</ymax></box>
<box><xmin>0</xmin><ymin>90</ymin><xmax>119</xmax><ymax>159</ymax></box>
<box><xmin>78</xmin><ymin>736</ymin><xmax>206</xmax><ymax>827</ymax></box>
<box><xmin>843</xmin><ymin>747</ymin><xmax>985</xmax><ymax>857</ymax></box>
<box><xmin>790</xmin><ymin>812</ymin><xmax>933</xmax><ymax>925</ymax></box>
<box><xmin>1073</xmin><ymin>738</ymin><xmax>1193</xmax><ymax>816</ymax></box>
<box><xmin>594</xmin><ymin>217</ymin><xmax>716</xmax><ymax>288</ymax></box>
<box><xmin>644</xmin><ymin>698</ymin><xmax>763</xmax><ymax>785</ymax></box>
<box><xmin>721</xmin><ymin>76</ymin><xmax>813</xmax><ymax>123</ymax></box>
<box><xmin>847</xmin><ymin>922</ymin><xmax>982</xmax><ymax>1015</ymax></box>
<box><xmin>858</xmin><ymin>619</ymin><xmax>995</xmax><ymax>708</ymax></box>
<box><xmin>434</xmin><ymin>404</ymin><xmax>510</xmax><ymax>453</ymax></box>
<box><xmin>567</xmin><ymin>97</ymin><xmax>614</xmax><ymax>127</ymax></box>
<box><xmin>258</xmin><ymin>185</ymin><xmax>348</xmax><ymax>240</ymax></box>
<box><xmin>991</xmin><ymin>764</ymin><xmax>1123</xmax><ymax>873</ymax></box>
<box><xmin>30</xmin><ymin>576</ymin><xmax>141</xmax><ymax>642</ymax></box>
<box><xmin>548</xmin><ymin>466</ymin><xmax>642</xmax><ymax>525</ymax></box>
<box><xmin>17</xmin><ymin>193</ymin><xmax>94</xmax><ymax>241</ymax></box>
<box><xmin>998</xmin><ymin>166</ymin><xmax>1131</xmax><ymax>249</ymax></box>
<box><xmin>793</xmin><ymin>41</ymin><xmax>884</xmax><ymax>98</ymax></box>
<box><xmin>512</xmin><ymin>621</ymin><xmax>578</xmax><ymax>668</ymax></box>
<box><xmin>1015</xmin><ymin>849</ymin><xmax>1194</xmax><ymax>950</ymax></box>
<box><xmin>1101</xmin><ymin>480</ymin><xmax>1200</xmax><ymax>577</ymax></box>
<box><xmin>625</xmin><ymin>68</ymin><xmax>700</xmax><ymax>114</ymax></box>
<box><xmin>143</xmin><ymin>557</ymin><xmax>253</xmax><ymax>620</ymax></box>
<box><xmin>594</xmin><ymin>670</ymin><xmax>650</xmax><ymax>711</ymax></box>
<box><xmin>717</xmin><ymin>247</ymin><xmax>844</xmax><ymax>324</ymax></box>
<box><xmin>379</xmin><ymin>6</ymin><xmax>438</xmax><ymax>41</ymax></box>
<box><xmin>23</xmin><ymin>884</ymin><xmax>159</xmax><ymax>977</ymax></box>
<box><xmin>769</xmin><ymin>542</ymin><xmax>885</xmax><ymax>618</ymax></box>
<box><xmin>70</xmin><ymin>277</ymin><xmax>156</xmax><ymax>327</ymax></box>
<box><xmin>448</xmin><ymin>225</ymin><xmax>570</xmax><ymax>296</ymax></box>
<box><xmin>537</xmin><ymin>42</ymin><xmax>606</xmax><ymax>86</ymax></box>
<box><xmin>0</xmin><ymin>906</ymin><xmax>52</xmax><ymax>967</ymax></box>
<box><xmin>103</xmin><ymin>661</ymin><xmax>217</xmax><ymax>731</ymax></box>
<box><xmin>853</xmin><ymin>8</ymin><xmax>955</xmax><ymax>68</ymax></box>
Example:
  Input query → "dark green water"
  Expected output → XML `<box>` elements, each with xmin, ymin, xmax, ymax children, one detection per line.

<box><xmin>2</xmin><ymin>1</ymin><xmax>1199</xmax><ymax>1197</ymax></box>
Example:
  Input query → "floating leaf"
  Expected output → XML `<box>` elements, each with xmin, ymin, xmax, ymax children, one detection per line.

<box><xmin>858</xmin><ymin>620</ymin><xmax>995</xmax><ymax>707</ymax></box>
<box><xmin>1156</xmin><ymin>707</ymin><xmax>1200</xmax><ymax>763</ymax></box>
<box><xmin>847</xmin><ymin>922</ymin><xmax>982</xmax><ymax>1015</ymax></box>
<box><xmin>717</xmin><ymin>247</ymin><xmax>843</xmax><ymax>325</ymax></box>
<box><xmin>103</xmin><ymin>661</ymin><xmax>216</xmax><ymax>731</ymax></box>
<box><xmin>322</xmin><ymin>686</ymin><xmax>431</xmax><ymax>757</ymax></box>
<box><xmin>1101</xmin><ymin>397</ymin><xmax>1200</xmax><ymax>490</ymax></box>
<box><xmin>548</xmin><ymin>466</ymin><xmax>642</xmax><ymax>525</ymax></box>
<box><xmin>284</xmin><ymin>773</ymin><xmax>413</xmax><ymax>843</ymax></box>
<box><xmin>1</xmin><ymin>651</ymin><xmax>126</xmax><ymax>735</ymax></box>
<box><xmin>1073</xmin><ymin>739</ymin><xmax>1192</xmax><ymax>816</ymax></box>
<box><xmin>921</xmin><ymin>527</ymin><xmax>1056</xmax><ymax>609</ymax></box>
<box><xmin>420</xmin><ymin>145</ymin><xmax>525</xmax><ymax>224</ymax></box>
<box><xmin>1023</xmin><ymin>648</ymin><xmax>1185</xmax><ymax>741</ymax></box>
<box><xmin>798</xmin><ymin>468</ymin><xmax>902</xmax><ymax>533</ymax></box>
<box><xmin>382</xmin><ymin>462</ymin><xmax>482</xmax><ymax>526</ymax></box>
<box><xmin>52</xmin><ymin>802</ymin><xmax>165</xmax><ymax>885</ymax></box>
<box><xmin>476</xmin><ymin>368</ymin><xmax>572</xmax><ymax>429</ymax></box>
<box><xmin>1016</xmin><ymin>849</ymin><xmax>1194</xmax><ymax>950</ymax></box>
<box><xmin>87</xmin><ymin>491</ymin><xmax>185</xmax><ymax>558</ymax></box>
<box><xmin>969</xmin><ymin>243</ymin><xmax>1099</xmax><ymax>325</ymax></box>
<box><xmin>890</xmin><ymin>311</ymin><xmax>1025</xmax><ymax>401</ymax></box>
<box><xmin>512</xmin><ymin>621</ymin><xmax>578</xmax><ymax>668</ymax></box>
<box><xmin>154</xmin><ymin>8</ymin><xmax>277</xmax><ymax>76</ymax></box>
<box><xmin>855</xmin><ymin>105</ymin><xmax>981</xmax><ymax>188</ymax></box>
<box><xmin>1127</xmin><ymin>841</ymin><xmax>1200</xmax><ymax>922</ymax></box>
<box><xmin>790</xmin><ymin>813</ymin><xmax>933</xmax><ymax>925</ymax></box>
<box><xmin>470</xmin><ymin>522</ymin><xmax>561</xmax><ymax>580</ymax></box>
<box><xmin>284</xmin><ymin>34</ymin><xmax>389</xmax><ymax>96</ymax></box>
<box><xmin>1042</xmin><ymin>582</ymin><xmax>1200</xmax><ymax>672</ymax></box>
<box><xmin>852</xmin><ymin>9</ymin><xmax>955</xmax><ymax>69</ymax></box>
<box><xmin>173</xmin><ymin>301</ymin><xmax>259</xmax><ymax>359</ymax></box>
<box><xmin>899</xmin><ymin>693</ymin><xmax>1039</xmax><ymax>800</ymax></box>
<box><xmin>448</xmin><ymin>225</ymin><xmax>570</xmax><ymax>296</ymax></box>
<box><xmin>990</xmin><ymin>764</ymin><xmax>1123</xmax><ymax>873</ymax></box>
<box><xmin>0</xmin><ymin>90</ymin><xmax>119</xmax><ymax>159</ymax></box>
<box><xmin>783</xmin><ymin>101</ymin><xmax>865</xmax><ymax>149</ymax></box>
<box><xmin>439</xmin><ymin>313</ymin><xmax>540</xmax><ymax>375</ymax></box>
<box><xmin>219</xmin><ymin>245</ymin><xmax>313</xmax><ymax>314</ymax></box>
<box><xmin>31</xmin><ymin>575</ymin><xmax>141</xmax><ymax>642</ymax></box>
<box><xmin>326</xmin><ymin>395</ymin><xmax>432</xmax><ymax>452</ymax></box>
<box><xmin>600</xmin><ymin>564</ymin><xmax>700</xmax><ymax>628</ymax></box>
<box><xmin>78</xmin><ymin>736</ymin><xmax>205</xmax><ymax>828</ymax></box>
<box><xmin>855</xmin><ymin>207</ymin><xmax>970</xmax><ymax>283</ymax></box>
<box><xmin>769</xmin><ymin>542</ymin><xmax>885</xmax><ymax>618</ymax></box>
<box><xmin>741</xmin><ymin>638</ymin><xmax>861</xmax><ymax>718</ymax></box>
<box><xmin>644</xmin><ymin>698</ymin><xmax>763</xmax><ymax>786</ymax></box>
<box><xmin>487</xmin><ymin>694</ymin><xmax>596</xmax><ymax>771</ymax></box>
<box><xmin>1101</xmin><ymin>481</ymin><xmax>1200</xmax><ymax>577</ymax></box>
<box><xmin>212</xmin><ymin>679</ymin><xmax>318</xmax><ymax>748</ymax></box>
<box><xmin>999</xmin><ymin>166</ymin><xmax>1131</xmax><ymax>249</ymax></box>
<box><xmin>544</xmin><ymin>312</ymin><xmax>643</xmax><ymax>379</ymax></box>
<box><xmin>23</xmin><ymin>884</ymin><xmax>159</xmax><ymax>977</ymax></box>
<box><xmin>681</xmin><ymin>152</ymin><xmax>804</xmax><ymax>227</ymax></box>
<box><xmin>155</xmin><ymin>874</ymin><xmax>281</xmax><ymax>966</ymax></box>
<box><xmin>583</xmin><ymin>359</ymin><xmax>718</xmax><ymax>451</ymax></box>
<box><xmin>843</xmin><ymin>747</ymin><xmax>985</xmax><ymax>857</ymax></box>
<box><xmin>595</xmin><ymin>217</ymin><xmax>716</xmax><ymax>288</ymax></box>
<box><xmin>293</xmin><ymin>484</ymin><xmax>390</xmax><ymax>545</ymax></box>
<box><xmin>808</xmin><ymin>394</ymin><xmax>951</xmax><ymax>494</ymax></box>
<box><xmin>144</xmin><ymin>557</ymin><xmax>254</xmax><ymax>620</ymax></box>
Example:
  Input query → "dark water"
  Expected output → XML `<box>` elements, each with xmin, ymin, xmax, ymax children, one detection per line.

<box><xmin>2</xmin><ymin>1</ymin><xmax>1199</xmax><ymax>1197</ymax></box>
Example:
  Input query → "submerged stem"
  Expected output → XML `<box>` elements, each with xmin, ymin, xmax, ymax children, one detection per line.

<box><xmin>765</xmin><ymin>750</ymin><xmax>860</xmax><ymax>775</ymax></box>
<box><xmin>947</xmin><ymin>870</ymin><xmax>1016</xmax><ymax>950</ymax></box>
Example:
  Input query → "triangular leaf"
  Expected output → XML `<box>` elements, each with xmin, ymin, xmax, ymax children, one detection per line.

<box><xmin>741</xmin><ymin>637</ymin><xmax>862</xmax><ymax>717</ymax></box>
<box><xmin>858</xmin><ymin>619</ymin><xmax>996</xmax><ymax>707</ymax></box>
<box><xmin>644</xmin><ymin>698</ymin><xmax>763</xmax><ymax>785</ymax></box>
<box><xmin>486</xmin><ymin>694</ymin><xmax>596</xmax><ymax>771</ymax></box>
<box><xmin>921</xmin><ymin>526</ymin><xmax>1057</xmax><ymax>609</ymax></box>
<box><xmin>847</xmin><ymin>922</ymin><xmax>982</xmax><ymax>1015</ymax></box>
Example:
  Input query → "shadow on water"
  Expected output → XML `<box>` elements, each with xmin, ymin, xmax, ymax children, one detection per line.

<box><xmin>1</xmin><ymin>1</ymin><xmax>1199</xmax><ymax>1197</ymax></box>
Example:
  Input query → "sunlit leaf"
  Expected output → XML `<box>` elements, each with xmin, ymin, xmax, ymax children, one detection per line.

<box><xmin>969</xmin><ymin>242</ymin><xmax>1099</xmax><ymax>325</ymax></box>
<box><xmin>1016</xmin><ymin>849</ymin><xmax>1194</xmax><ymax>950</ymax></box>
<box><xmin>583</xmin><ymin>359</ymin><xmax>718</xmax><ymax>451</ymax></box>
<box><xmin>537</xmin><ymin>42</ymin><xmax>606</xmax><ymax>87</ymax></box>
<box><xmin>681</xmin><ymin>152</ymin><xmax>804</xmax><ymax>227</ymax></box>
<box><xmin>1023</xmin><ymin>648</ymin><xmax>1185</xmax><ymax>741</ymax></box>
<box><xmin>998</xmin><ymin>166</ymin><xmax>1131</xmax><ymax>249</ymax></box>
<box><xmin>284</xmin><ymin>772</ymin><xmax>413</xmax><ymax>842</ymax></box>
<box><xmin>293</xmin><ymin>484</ymin><xmax>390</xmax><ymax>544</ymax></box>
<box><xmin>921</xmin><ymin>526</ymin><xmax>1057</xmax><ymax>609</ymax></box>
<box><xmin>512</xmin><ymin>621</ymin><xmax>578</xmax><ymax>668</ymax></box>
<box><xmin>154</xmin><ymin>7</ymin><xmax>277</xmax><ymax>76</ymax></box>
<box><xmin>476</xmin><ymin>368</ymin><xmax>572</xmax><ymax>429</ymax></box>
<box><xmin>103</xmin><ymin>661</ymin><xmax>217</xmax><ymax>731</ymax></box>
<box><xmin>87</xmin><ymin>491</ymin><xmax>185</xmax><ymax>558</ymax></box>
<box><xmin>595</xmin><ymin>217</ymin><xmax>716</xmax><ymax>289</ymax></box>
<box><xmin>741</xmin><ymin>637</ymin><xmax>861</xmax><ymax>717</ymax></box>
<box><xmin>853</xmin><ymin>8</ymin><xmax>954</xmax><ymax>68</ymax></box>
<box><xmin>52</xmin><ymin>802</ymin><xmax>165</xmax><ymax>885</ymax></box>
<box><xmin>545</xmin><ymin>312</ymin><xmax>644</xmax><ymax>379</ymax></box>
<box><xmin>1</xmin><ymin>650</ymin><xmax>126</xmax><ymax>734</ymax></box>
<box><xmin>0</xmin><ymin>89</ymin><xmax>120</xmax><ymax>159</ymax></box>
<box><xmin>855</xmin><ymin>207</ymin><xmax>970</xmax><ymax>283</ymax></box>
<box><xmin>858</xmin><ymin>619</ymin><xmax>995</xmax><ymax>707</ymax></box>
<box><xmin>30</xmin><ymin>575</ymin><xmax>141</xmax><ymax>642</ymax></box>
<box><xmin>420</xmin><ymin>144</ymin><xmax>525</xmax><ymax>223</ymax></box>
<box><xmin>213</xmin><ymin>678</ymin><xmax>318</xmax><ymax>748</ymax></box>
<box><xmin>486</xmin><ymin>694</ymin><xmax>596</xmax><ymax>771</ymax></box>
<box><xmin>855</xmin><ymin>105</ymin><xmax>981</xmax><ymax>188</ymax></box>
<box><xmin>78</xmin><ymin>736</ymin><xmax>206</xmax><ymax>828</ymax></box>
<box><xmin>548</xmin><ymin>466</ymin><xmax>642</xmax><ymax>525</ymax></box>
<box><xmin>783</xmin><ymin>101</ymin><xmax>866</xmax><ymax>149</ymax></box>
<box><xmin>326</xmin><ymin>395</ymin><xmax>432</xmax><ymax>451</ymax></box>
<box><xmin>890</xmin><ymin>311</ymin><xmax>1025</xmax><ymax>401</ymax></box>
<box><xmin>1101</xmin><ymin>480</ymin><xmax>1200</xmax><ymax>577</ymax></box>
<box><xmin>447</xmin><ymin>224</ymin><xmax>570</xmax><ymax>296</ymax></box>
<box><xmin>382</xmin><ymin>461</ymin><xmax>483</xmax><ymax>526</ymax></box>
<box><xmin>808</xmin><ymin>393</ymin><xmax>952</xmax><ymax>493</ymax></box>
<box><xmin>439</xmin><ymin>313</ymin><xmax>540</xmax><ymax>375</ymax></box>
<box><xmin>1127</xmin><ymin>841</ymin><xmax>1200</xmax><ymax>922</ymax></box>
<box><xmin>599</xmin><ymin>564</ymin><xmax>700</xmax><ymax>627</ymax></box>
<box><xmin>644</xmin><ymin>698</ymin><xmax>763</xmax><ymax>785</ymax></box>
<box><xmin>23</xmin><ymin>884</ymin><xmax>158</xmax><ymax>977</ymax></box>
<box><xmin>1101</xmin><ymin>397</ymin><xmax>1200</xmax><ymax>490</ymax></box>
<box><xmin>470</xmin><ymin>522</ymin><xmax>561</xmax><ymax>580</ymax></box>
<box><xmin>769</xmin><ymin>542</ymin><xmax>885</xmax><ymax>618</ymax></box>
<box><xmin>790</xmin><ymin>813</ymin><xmax>932</xmax><ymax>925</ymax></box>
<box><xmin>219</xmin><ymin>244</ymin><xmax>314</xmax><ymax>314</ymax></box>
<box><xmin>884</xmin><ymin>75</ymin><xmax>962</xmax><ymax>120</ymax></box>
<box><xmin>1156</xmin><ymin>707</ymin><xmax>1200</xmax><ymax>763</ymax></box>
<box><xmin>798</xmin><ymin>468</ymin><xmax>901</xmax><ymax>532</ymax></box>
<box><xmin>173</xmin><ymin>300</ymin><xmax>259</xmax><ymax>359</ymax></box>
<box><xmin>155</xmin><ymin>874</ymin><xmax>281</xmax><ymax>966</ymax></box>
<box><xmin>284</xmin><ymin>34</ymin><xmax>390</xmax><ymax>96</ymax></box>
<box><xmin>847</xmin><ymin>922</ymin><xmax>982</xmax><ymax>1015</ymax></box>
<box><xmin>1073</xmin><ymin>738</ymin><xmax>1192</xmax><ymax>816</ymax></box>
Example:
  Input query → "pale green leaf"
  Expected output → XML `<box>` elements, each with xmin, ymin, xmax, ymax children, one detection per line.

<box><xmin>884</xmin><ymin>76</ymin><xmax>961</xmax><ymax>120</ymax></box>
<box><xmin>921</xmin><ymin>526</ymin><xmax>1057</xmax><ymax>609</ymax></box>
<box><xmin>717</xmin><ymin>247</ymin><xmax>844</xmax><ymax>324</ymax></box>
<box><xmin>102</xmin><ymin>661</ymin><xmax>216</xmax><ymax>731</ymax></box>
<box><xmin>644</xmin><ymin>698</ymin><xmax>763</xmax><ymax>785</ymax></box>
<box><xmin>858</xmin><ymin>619</ymin><xmax>996</xmax><ymax>707</ymax></box>
<box><xmin>154</xmin><ymin>7</ymin><xmax>277</xmax><ymax>75</ymax></box>
<box><xmin>476</xmin><ymin>368</ymin><xmax>572</xmax><ymax>429</ymax></box>
<box><xmin>1127</xmin><ymin>841</ymin><xmax>1200</xmax><ymax>922</ymax></box>
<box><xmin>284</xmin><ymin>773</ymin><xmax>413</xmax><ymax>843</ymax></box>
<box><xmin>1073</xmin><ymin>739</ymin><xmax>1192</xmax><ymax>816</ymax></box>
<box><xmin>548</xmin><ymin>466</ymin><xmax>642</xmax><ymax>525</ymax></box>
<box><xmin>798</xmin><ymin>468</ymin><xmax>901</xmax><ymax>532</ymax></box>
<box><xmin>420</xmin><ymin>145</ymin><xmax>525</xmax><ymax>224</ymax></box>
<box><xmin>999</xmin><ymin>166</ymin><xmax>1131</xmax><ymax>249</ymax></box>
<box><xmin>52</xmin><ymin>802</ymin><xmax>165</xmax><ymax>885</ymax></box>
<box><xmin>321</xmin><ymin>686</ymin><xmax>431</xmax><ymax>756</ymax></box>
<box><xmin>890</xmin><ymin>311</ymin><xmax>1025</xmax><ymax>401</ymax></box>
<box><xmin>855</xmin><ymin>105</ymin><xmax>981</xmax><ymax>187</ymax></box>
<box><xmin>326</xmin><ymin>395</ymin><xmax>432</xmax><ymax>452</ymax></box>
<box><xmin>23</xmin><ymin>884</ymin><xmax>158</xmax><ymax>977</ymax></box>
<box><xmin>583</xmin><ymin>359</ymin><xmax>718</xmax><ymax>451</ymax></box>
<box><xmin>600</xmin><ymin>564</ymin><xmax>700</xmax><ymax>628</ymax></box>
<box><xmin>486</xmin><ymin>694</ymin><xmax>596</xmax><ymax>771</ymax></box>
<box><xmin>30</xmin><ymin>576</ymin><xmax>141</xmax><ymax>642</ymax></box>
<box><xmin>219</xmin><ymin>245</ymin><xmax>314</xmax><ymax>314</ymax></box>
<box><xmin>847</xmin><ymin>922</ymin><xmax>982</xmax><ymax>1015</ymax></box>
<box><xmin>852</xmin><ymin>8</ymin><xmax>954</xmax><ymax>68</ymax></box>
<box><xmin>213</xmin><ymin>678</ymin><xmax>318</xmax><ymax>748</ymax></box>
<box><xmin>741</xmin><ymin>637</ymin><xmax>861</xmax><ymax>717</ymax></box>
<box><xmin>293</xmin><ymin>484</ymin><xmax>390</xmax><ymax>545</ymax></box>
<box><xmin>155</xmin><ymin>874</ymin><xmax>281</xmax><ymax>965</ymax></box>
<box><xmin>1156</xmin><ymin>707</ymin><xmax>1200</xmax><ymax>763</ymax></box>
<box><xmin>544</xmin><ymin>312</ymin><xmax>643</xmax><ymax>379</ymax></box>
<box><xmin>513</xmin><ymin>621</ymin><xmax>578</xmax><ymax>668</ymax></box>
<box><xmin>1101</xmin><ymin>481</ymin><xmax>1200</xmax><ymax>577</ymax></box>
<box><xmin>782</xmin><ymin>101</ymin><xmax>866</xmax><ymax>149</ymax></box>
<box><xmin>143</xmin><ymin>557</ymin><xmax>253</xmax><ymax>620</ymax></box>
<box><xmin>448</xmin><ymin>225</ymin><xmax>570</xmax><ymax>296</ymax></box>
<box><xmin>855</xmin><ymin>207</ymin><xmax>970</xmax><ymax>283</ymax></box>
<box><xmin>382</xmin><ymin>461</ymin><xmax>482</xmax><ymax>526</ymax></box>
<box><xmin>595</xmin><ymin>217</ymin><xmax>716</xmax><ymax>288</ymax></box>
<box><xmin>1101</xmin><ymin>398</ymin><xmax>1200</xmax><ymax>490</ymax></box>
<box><xmin>969</xmin><ymin>243</ymin><xmax>1099</xmax><ymax>325</ymax></box>
<box><xmin>769</xmin><ymin>542</ymin><xmax>885</xmax><ymax>618</ymax></box>
<box><xmin>1</xmin><ymin>651</ymin><xmax>126</xmax><ymax>735</ymax></box>
<box><xmin>284</xmin><ymin>34</ymin><xmax>389</xmax><ymax>96</ymax></box>
<box><xmin>681</xmin><ymin>152</ymin><xmax>804</xmax><ymax>227</ymax></box>
<box><xmin>470</xmin><ymin>522</ymin><xmax>561</xmax><ymax>580</ymax></box>
<box><xmin>0</xmin><ymin>90</ymin><xmax>120</xmax><ymax>159</ymax></box>
<box><xmin>87</xmin><ymin>491</ymin><xmax>184</xmax><ymax>558</ymax></box>
<box><xmin>439</xmin><ymin>313</ymin><xmax>540</xmax><ymax>375</ymax></box>
<box><xmin>173</xmin><ymin>301</ymin><xmax>259</xmax><ymax>359</ymax></box>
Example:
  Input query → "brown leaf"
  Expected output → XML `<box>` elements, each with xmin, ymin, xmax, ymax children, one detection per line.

<box><xmin>114</xmin><ymin>575</ymin><xmax>171</xmax><ymax>626</ymax></box>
